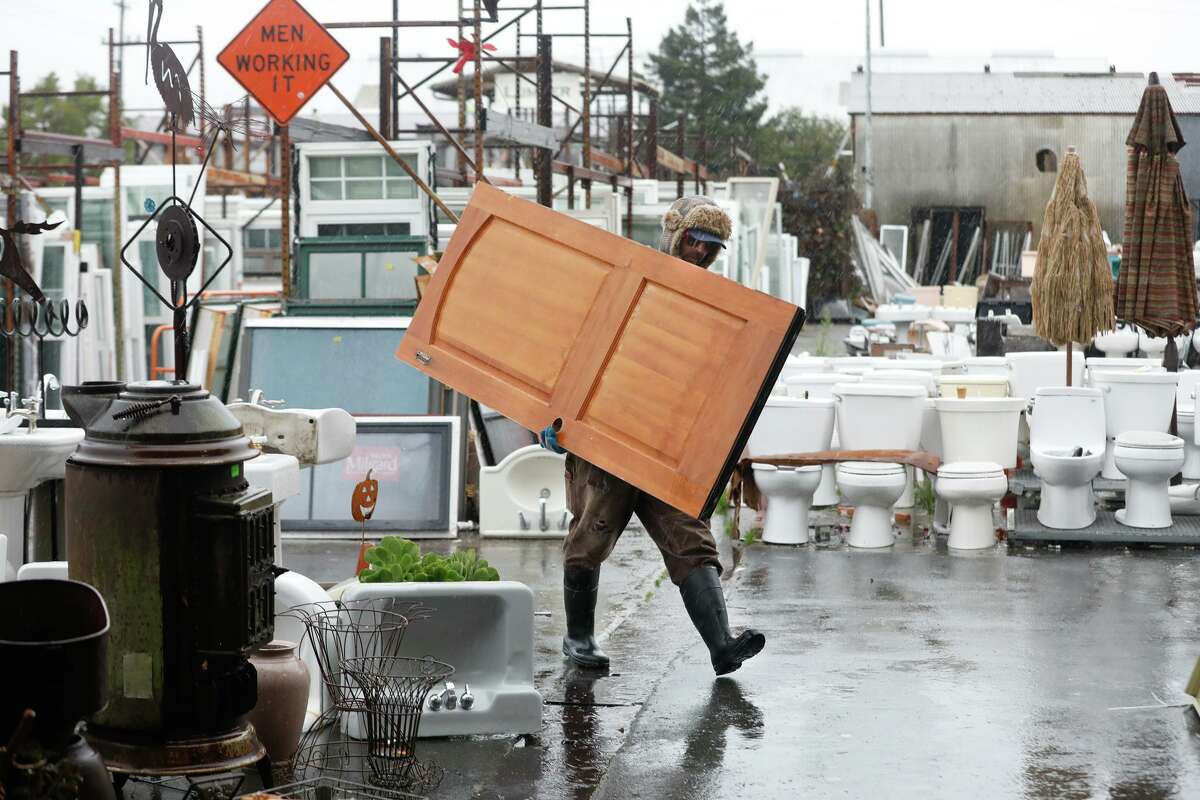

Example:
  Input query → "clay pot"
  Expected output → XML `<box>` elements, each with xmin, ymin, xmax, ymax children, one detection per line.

<box><xmin>247</xmin><ymin>640</ymin><xmax>310</xmax><ymax>765</ymax></box>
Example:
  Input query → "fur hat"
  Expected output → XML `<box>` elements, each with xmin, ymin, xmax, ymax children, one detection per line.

<box><xmin>659</xmin><ymin>195</ymin><xmax>733</xmax><ymax>269</ymax></box>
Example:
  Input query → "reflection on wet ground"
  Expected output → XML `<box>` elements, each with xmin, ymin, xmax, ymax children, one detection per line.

<box><xmin>284</xmin><ymin>517</ymin><xmax>1200</xmax><ymax>799</ymax></box>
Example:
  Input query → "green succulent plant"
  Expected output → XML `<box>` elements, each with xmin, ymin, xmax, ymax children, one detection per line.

<box><xmin>359</xmin><ymin>537</ymin><xmax>500</xmax><ymax>583</ymax></box>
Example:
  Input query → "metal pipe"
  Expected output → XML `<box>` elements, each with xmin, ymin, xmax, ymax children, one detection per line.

<box><xmin>7</xmin><ymin>50</ymin><xmax>18</xmax><ymax>391</ymax></box>
<box><xmin>20</xmin><ymin>90</ymin><xmax>112</xmax><ymax>98</ymax></box>
<box><xmin>324</xmin><ymin>20</ymin><xmax>471</xmax><ymax>28</ymax></box>
<box><xmin>583</xmin><ymin>0</ymin><xmax>590</xmax><ymax>207</ymax></box>
<box><xmin>280</xmin><ymin>124</ymin><xmax>291</xmax><ymax>300</ymax></box>
<box><xmin>392</xmin><ymin>0</ymin><xmax>399</xmax><ymax>131</ymax></box>
<box><xmin>197</xmin><ymin>26</ymin><xmax>205</xmax><ymax>141</ymax></box>
<box><xmin>554</xmin><ymin>42</ymin><xmax>627</xmax><ymax>159</ymax></box>
<box><xmin>625</xmin><ymin>16</ymin><xmax>633</xmax><ymax>237</ymax></box>
<box><xmin>392</xmin><ymin>69</ymin><xmax>490</xmax><ymax>184</ymax></box>
<box><xmin>863</xmin><ymin>0</ymin><xmax>873</xmax><ymax>210</ymax></box>
<box><xmin>474</xmin><ymin>0</ymin><xmax>483</xmax><ymax>184</ymax></box>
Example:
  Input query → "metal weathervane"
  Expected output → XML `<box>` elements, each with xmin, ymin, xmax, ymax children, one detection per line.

<box><xmin>120</xmin><ymin>0</ymin><xmax>267</xmax><ymax>382</ymax></box>
<box><xmin>0</xmin><ymin>218</ymin><xmax>88</xmax><ymax>341</ymax></box>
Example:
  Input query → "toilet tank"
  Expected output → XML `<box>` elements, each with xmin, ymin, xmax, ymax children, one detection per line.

<box><xmin>747</xmin><ymin>397</ymin><xmax>836</xmax><ymax>456</ymax></box>
<box><xmin>935</xmin><ymin>397</ymin><xmax>1026</xmax><ymax>468</ymax></box>
<box><xmin>832</xmin><ymin>383</ymin><xmax>927</xmax><ymax>451</ymax></box>
<box><xmin>1006</xmin><ymin>352</ymin><xmax>1085</xmax><ymax>400</ymax></box>
<box><xmin>1030</xmin><ymin>387</ymin><xmax>1106</xmax><ymax>455</ymax></box>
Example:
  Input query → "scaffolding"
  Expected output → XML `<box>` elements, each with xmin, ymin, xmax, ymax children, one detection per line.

<box><xmin>324</xmin><ymin>0</ymin><xmax>711</xmax><ymax>226</ymax></box>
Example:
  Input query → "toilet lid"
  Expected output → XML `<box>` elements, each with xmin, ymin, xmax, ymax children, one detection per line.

<box><xmin>938</xmin><ymin>460</ymin><xmax>1006</xmax><ymax>479</ymax></box>
<box><xmin>838</xmin><ymin>461</ymin><xmax>907</xmax><ymax>476</ymax></box>
<box><xmin>1115</xmin><ymin>431</ymin><xmax>1183</xmax><ymax>449</ymax></box>
<box><xmin>752</xmin><ymin>463</ymin><xmax>821</xmax><ymax>473</ymax></box>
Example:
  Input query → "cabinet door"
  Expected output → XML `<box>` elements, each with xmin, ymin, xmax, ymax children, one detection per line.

<box><xmin>397</xmin><ymin>184</ymin><xmax>804</xmax><ymax>518</ymax></box>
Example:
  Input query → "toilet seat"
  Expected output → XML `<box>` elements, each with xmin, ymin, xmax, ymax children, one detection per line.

<box><xmin>838</xmin><ymin>461</ymin><xmax>907</xmax><ymax>480</ymax></box>
<box><xmin>937</xmin><ymin>461</ymin><xmax>1006</xmax><ymax>480</ymax></box>
<box><xmin>1114</xmin><ymin>431</ymin><xmax>1184</xmax><ymax>460</ymax></box>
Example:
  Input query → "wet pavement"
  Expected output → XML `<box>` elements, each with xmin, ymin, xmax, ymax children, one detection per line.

<box><xmin>275</xmin><ymin>513</ymin><xmax>1200</xmax><ymax>800</ymax></box>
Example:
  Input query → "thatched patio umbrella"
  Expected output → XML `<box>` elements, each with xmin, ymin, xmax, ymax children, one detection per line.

<box><xmin>1031</xmin><ymin>146</ymin><xmax>1115</xmax><ymax>383</ymax></box>
<box><xmin>1116</xmin><ymin>73</ymin><xmax>1198</xmax><ymax>356</ymax></box>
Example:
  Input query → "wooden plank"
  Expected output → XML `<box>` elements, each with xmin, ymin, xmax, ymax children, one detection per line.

<box><xmin>748</xmin><ymin>450</ymin><xmax>941</xmax><ymax>475</ymax></box>
<box><xmin>655</xmin><ymin>145</ymin><xmax>708</xmax><ymax>180</ymax></box>
<box><xmin>589</xmin><ymin>148</ymin><xmax>625</xmax><ymax>174</ymax></box>
<box><xmin>551</xmin><ymin>161</ymin><xmax>632</xmax><ymax>188</ymax></box>
<box><xmin>484</xmin><ymin>109</ymin><xmax>558</xmax><ymax>150</ymax></box>
<box><xmin>397</xmin><ymin>183</ymin><xmax>803</xmax><ymax>518</ymax></box>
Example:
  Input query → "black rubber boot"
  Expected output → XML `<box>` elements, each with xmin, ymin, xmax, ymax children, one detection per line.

<box><xmin>679</xmin><ymin>565</ymin><xmax>765</xmax><ymax>676</ymax></box>
<box><xmin>562</xmin><ymin>566</ymin><xmax>610</xmax><ymax>669</ymax></box>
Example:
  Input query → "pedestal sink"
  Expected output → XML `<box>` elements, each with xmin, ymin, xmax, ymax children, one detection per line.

<box><xmin>0</xmin><ymin>426</ymin><xmax>84</xmax><ymax>579</ymax></box>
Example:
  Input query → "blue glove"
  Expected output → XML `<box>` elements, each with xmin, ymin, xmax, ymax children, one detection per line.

<box><xmin>538</xmin><ymin>423</ymin><xmax>566</xmax><ymax>454</ymax></box>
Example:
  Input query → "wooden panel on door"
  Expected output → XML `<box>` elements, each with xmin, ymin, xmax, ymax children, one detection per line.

<box><xmin>398</xmin><ymin>183</ymin><xmax>804</xmax><ymax>519</ymax></box>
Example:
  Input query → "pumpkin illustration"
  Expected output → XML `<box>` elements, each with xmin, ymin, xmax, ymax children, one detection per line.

<box><xmin>352</xmin><ymin>469</ymin><xmax>379</xmax><ymax>523</ymax></box>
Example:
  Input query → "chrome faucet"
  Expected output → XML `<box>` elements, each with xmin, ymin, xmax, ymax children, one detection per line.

<box><xmin>8</xmin><ymin>396</ymin><xmax>41</xmax><ymax>433</ymax></box>
<box><xmin>41</xmin><ymin>374</ymin><xmax>60</xmax><ymax>417</ymax></box>
<box><xmin>538</xmin><ymin>488</ymin><xmax>551</xmax><ymax>532</ymax></box>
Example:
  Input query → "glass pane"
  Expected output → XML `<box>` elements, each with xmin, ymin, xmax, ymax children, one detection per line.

<box><xmin>364</xmin><ymin>251</ymin><xmax>418</xmax><ymax>300</ymax></box>
<box><xmin>41</xmin><ymin>246</ymin><xmax>66</xmax><ymax>292</ymax></box>
<box><xmin>309</xmin><ymin>156</ymin><xmax>341</xmax><ymax>178</ymax></box>
<box><xmin>307</xmin><ymin>251</ymin><xmax>361</xmax><ymax>299</ymax></box>
<box><xmin>268</xmin><ymin>229</ymin><xmax>281</xmax><ymax>247</ymax></box>
<box><xmin>41</xmin><ymin>340</ymin><xmax>62</xmax><ymax>378</ymax></box>
<box><xmin>244</xmin><ymin>228</ymin><xmax>264</xmax><ymax>248</ymax></box>
<box><xmin>296</xmin><ymin>429</ymin><xmax>448</xmax><ymax>526</ymax></box>
<box><xmin>386</xmin><ymin>179</ymin><xmax>416</xmax><ymax>200</ymax></box>
<box><xmin>344</xmin><ymin>156</ymin><xmax>383</xmax><ymax>178</ymax></box>
<box><xmin>310</xmin><ymin>180</ymin><xmax>342</xmax><ymax>201</ymax></box>
<box><xmin>384</xmin><ymin>157</ymin><xmax>416</xmax><ymax>176</ymax></box>
<box><xmin>244</xmin><ymin>326</ymin><xmax>431</xmax><ymax>414</ymax></box>
<box><xmin>81</xmin><ymin>200</ymin><xmax>113</xmax><ymax>270</ymax></box>
<box><xmin>345</xmin><ymin>180</ymin><xmax>383</xmax><ymax>200</ymax></box>
<box><xmin>139</xmin><ymin>239</ymin><xmax>160</xmax><ymax>314</ymax></box>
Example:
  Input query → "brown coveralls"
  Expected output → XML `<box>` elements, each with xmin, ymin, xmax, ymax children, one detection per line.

<box><xmin>562</xmin><ymin>453</ymin><xmax>722</xmax><ymax>586</ymax></box>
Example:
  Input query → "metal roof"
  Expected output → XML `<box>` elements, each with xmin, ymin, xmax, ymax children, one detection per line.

<box><xmin>846</xmin><ymin>72</ymin><xmax>1200</xmax><ymax>115</ymax></box>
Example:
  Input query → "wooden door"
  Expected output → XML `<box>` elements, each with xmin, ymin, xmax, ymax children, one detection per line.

<box><xmin>397</xmin><ymin>184</ymin><xmax>804</xmax><ymax>519</ymax></box>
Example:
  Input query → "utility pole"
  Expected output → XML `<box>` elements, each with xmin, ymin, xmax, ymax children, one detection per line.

<box><xmin>863</xmin><ymin>0</ymin><xmax>874</xmax><ymax>210</ymax></box>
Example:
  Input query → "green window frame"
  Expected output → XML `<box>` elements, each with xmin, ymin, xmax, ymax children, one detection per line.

<box><xmin>295</xmin><ymin>235</ymin><xmax>428</xmax><ymax>309</ymax></box>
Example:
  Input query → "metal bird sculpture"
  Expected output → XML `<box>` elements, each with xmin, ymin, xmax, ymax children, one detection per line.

<box><xmin>0</xmin><ymin>219</ymin><xmax>61</xmax><ymax>303</ymax></box>
<box><xmin>145</xmin><ymin>0</ymin><xmax>195</xmax><ymax>131</ymax></box>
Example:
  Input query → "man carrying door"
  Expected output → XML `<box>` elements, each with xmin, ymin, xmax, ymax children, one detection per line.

<box><xmin>540</xmin><ymin>195</ymin><xmax>765</xmax><ymax>677</ymax></box>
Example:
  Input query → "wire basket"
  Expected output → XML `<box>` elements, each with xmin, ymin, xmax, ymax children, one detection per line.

<box><xmin>290</xmin><ymin>709</ymin><xmax>444</xmax><ymax>795</ymax></box>
<box><xmin>283</xmin><ymin>600</ymin><xmax>434</xmax><ymax>712</ymax></box>
<box><xmin>236</xmin><ymin>776</ymin><xmax>426</xmax><ymax>799</ymax></box>
<box><xmin>341</xmin><ymin>657</ymin><xmax>454</xmax><ymax>791</ymax></box>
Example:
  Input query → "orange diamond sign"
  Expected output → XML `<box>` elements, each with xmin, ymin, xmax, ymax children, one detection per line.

<box><xmin>217</xmin><ymin>0</ymin><xmax>349</xmax><ymax>125</ymax></box>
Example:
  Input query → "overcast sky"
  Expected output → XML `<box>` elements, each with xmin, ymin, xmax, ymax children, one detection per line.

<box><xmin>6</xmin><ymin>0</ymin><xmax>1200</xmax><ymax>121</ymax></box>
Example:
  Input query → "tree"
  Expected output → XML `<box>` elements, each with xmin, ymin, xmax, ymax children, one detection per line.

<box><xmin>1</xmin><ymin>73</ymin><xmax>110</xmax><ymax>168</ymax></box>
<box><xmin>780</xmin><ymin>163</ymin><xmax>863</xmax><ymax>311</ymax></box>
<box><xmin>756</xmin><ymin>108</ymin><xmax>846</xmax><ymax>185</ymax></box>
<box><xmin>648</xmin><ymin>0</ymin><xmax>767</xmax><ymax>177</ymax></box>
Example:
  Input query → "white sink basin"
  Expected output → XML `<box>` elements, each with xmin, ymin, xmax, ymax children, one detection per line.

<box><xmin>0</xmin><ymin>427</ymin><xmax>84</xmax><ymax>495</ymax></box>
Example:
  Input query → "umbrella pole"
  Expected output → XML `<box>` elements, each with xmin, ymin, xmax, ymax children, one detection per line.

<box><xmin>1066</xmin><ymin>342</ymin><xmax>1073</xmax><ymax>387</ymax></box>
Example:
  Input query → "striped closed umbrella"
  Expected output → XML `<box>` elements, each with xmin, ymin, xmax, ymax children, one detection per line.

<box><xmin>1031</xmin><ymin>146</ymin><xmax>1115</xmax><ymax>384</ymax></box>
<box><xmin>1116</xmin><ymin>74</ymin><xmax>1198</xmax><ymax>340</ymax></box>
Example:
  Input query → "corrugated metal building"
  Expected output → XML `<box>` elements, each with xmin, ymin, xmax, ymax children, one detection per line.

<box><xmin>846</xmin><ymin>72</ymin><xmax>1200</xmax><ymax>273</ymax></box>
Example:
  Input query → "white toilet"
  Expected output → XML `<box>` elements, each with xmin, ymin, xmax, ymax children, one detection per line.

<box><xmin>964</xmin><ymin>356</ymin><xmax>1012</xmax><ymax>380</ymax></box>
<box><xmin>935</xmin><ymin>462</ymin><xmax>1008</xmax><ymax>549</ymax></box>
<box><xmin>863</xmin><ymin>369</ymin><xmax>941</xmax><ymax>507</ymax></box>
<box><xmin>1139</xmin><ymin>334</ymin><xmax>1169</xmax><ymax>361</ymax></box>
<box><xmin>784</xmin><ymin>373</ymin><xmax>860</xmax><ymax>506</ymax></box>
<box><xmin>780</xmin><ymin>355</ymin><xmax>831</xmax><ymax>379</ymax></box>
<box><xmin>1088</xmin><ymin>369</ymin><xmax>1179</xmax><ymax>479</ymax></box>
<box><xmin>1028</xmin><ymin>387</ymin><xmax>1106</xmax><ymax>529</ymax></box>
<box><xmin>1084</xmin><ymin>357</ymin><xmax>1163</xmax><ymax>383</ymax></box>
<box><xmin>838</xmin><ymin>462</ymin><xmax>909</xmax><ymax>548</ymax></box>
<box><xmin>746</xmin><ymin>396</ymin><xmax>835</xmax><ymax>545</ymax></box>
<box><xmin>936</xmin><ymin>374</ymin><xmax>1010</xmax><ymax>398</ymax></box>
<box><xmin>1093</xmin><ymin>328</ymin><xmax>1139</xmax><ymax>358</ymax></box>
<box><xmin>1006</xmin><ymin>352</ymin><xmax>1085</xmax><ymax>401</ymax></box>
<box><xmin>1176</xmin><ymin>371</ymin><xmax>1200</xmax><ymax>479</ymax></box>
<box><xmin>935</xmin><ymin>397</ymin><xmax>1025</xmax><ymax>469</ymax></box>
<box><xmin>1114</xmin><ymin>432</ymin><xmax>1185</xmax><ymax>528</ymax></box>
<box><xmin>833</xmin><ymin>383</ymin><xmax>927</xmax><ymax>548</ymax></box>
